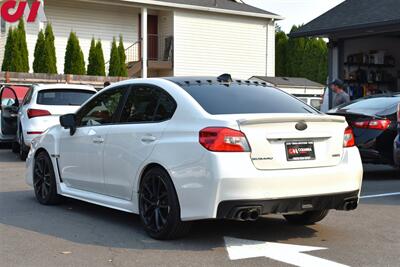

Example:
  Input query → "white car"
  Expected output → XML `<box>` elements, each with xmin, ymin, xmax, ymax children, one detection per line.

<box><xmin>26</xmin><ymin>76</ymin><xmax>363</xmax><ymax>240</ymax></box>
<box><xmin>17</xmin><ymin>84</ymin><xmax>97</xmax><ymax>160</ymax></box>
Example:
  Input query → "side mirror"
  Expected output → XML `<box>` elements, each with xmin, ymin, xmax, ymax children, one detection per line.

<box><xmin>60</xmin><ymin>113</ymin><xmax>77</xmax><ymax>136</ymax></box>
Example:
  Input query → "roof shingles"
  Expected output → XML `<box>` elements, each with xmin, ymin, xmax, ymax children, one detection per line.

<box><xmin>292</xmin><ymin>0</ymin><xmax>400</xmax><ymax>37</ymax></box>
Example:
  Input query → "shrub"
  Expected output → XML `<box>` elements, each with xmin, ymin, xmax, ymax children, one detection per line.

<box><xmin>108</xmin><ymin>37</ymin><xmax>121</xmax><ymax>77</ymax></box>
<box><xmin>44</xmin><ymin>23</ymin><xmax>57</xmax><ymax>74</ymax></box>
<box><xmin>64</xmin><ymin>31</ymin><xmax>85</xmax><ymax>75</ymax></box>
<box><xmin>33</xmin><ymin>30</ymin><xmax>46</xmax><ymax>73</ymax></box>
<box><xmin>118</xmin><ymin>35</ymin><xmax>128</xmax><ymax>77</ymax></box>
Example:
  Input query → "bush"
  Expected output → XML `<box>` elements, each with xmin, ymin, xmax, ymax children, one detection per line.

<box><xmin>108</xmin><ymin>37</ymin><xmax>121</xmax><ymax>77</ymax></box>
<box><xmin>2</xmin><ymin>20</ymin><xmax>30</xmax><ymax>72</ymax></box>
<box><xmin>44</xmin><ymin>23</ymin><xmax>57</xmax><ymax>74</ymax></box>
<box><xmin>118</xmin><ymin>35</ymin><xmax>128</xmax><ymax>77</ymax></box>
<box><xmin>33</xmin><ymin>30</ymin><xmax>46</xmax><ymax>73</ymax></box>
<box><xmin>64</xmin><ymin>32</ymin><xmax>85</xmax><ymax>75</ymax></box>
<box><xmin>87</xmin><ymin>38</ymin><xmax>106</xmax><ymax>76</ymax></box>
<box><xmin>17</xmin><ymin>20</ymin><xmax>29</xmax><ymax>72</ymax></box>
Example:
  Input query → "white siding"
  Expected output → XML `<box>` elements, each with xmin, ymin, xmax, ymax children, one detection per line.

<box><xmin>173</xmin><ymin>10</ymin><xmax>270</xmax><ymax>79</ymax></box>
<box><xmin>266</xmin><ymin>20</ymin><xmax>275</xmax><ymax>77</ymax></box>
<box><xmin>1</xmin><ymin>0</ymin><xmax>140</xmax><ymax>74</ymax></box>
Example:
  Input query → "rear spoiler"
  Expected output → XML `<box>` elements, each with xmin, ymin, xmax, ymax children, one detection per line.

<box><xmin>238</xmin><ymin>114</ymin><xmax>345</xmax><ymax>126</ymax></box>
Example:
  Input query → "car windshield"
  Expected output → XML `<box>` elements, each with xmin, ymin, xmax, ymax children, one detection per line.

<box><xmin>37</xmin><ymin>89</ymin><xmax>95</xmax><ymax>106</ymax></box>
<box><xmin>180</xmin><ymin>83</ymin><xmax>317</xmax><ymax>115</ymax></box>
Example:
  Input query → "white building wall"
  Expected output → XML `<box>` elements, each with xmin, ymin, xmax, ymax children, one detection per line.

<box><xmin>266</xmin><ymin>20</ymin><xmax>275</xmax><ymax>76</ymax></box>
<box><xmin>173</xmin><ymin>10</ymin><xmax>271</xmax><ymax>79</ymax></box>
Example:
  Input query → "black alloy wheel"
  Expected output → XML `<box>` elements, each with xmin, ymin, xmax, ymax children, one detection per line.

<box><xmin>33</xmin><ymin>152</ymin><xmax>61</xmax><ymax>205</ymax></box>
<box><xmin>139</xmin><ymin>167</ymin><xmax>191</xmax><ymax>240</ymax></box>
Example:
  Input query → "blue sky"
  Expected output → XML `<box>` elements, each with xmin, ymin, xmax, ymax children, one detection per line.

<box><xmin>243</xmin><ymin>0</ymin><xmax>345</xmax><ymax>33</ymax></box>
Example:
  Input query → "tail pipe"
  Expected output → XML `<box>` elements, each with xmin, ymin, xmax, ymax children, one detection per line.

<box><xmin>234</xmin><ymin>207</ymin><xmax>262</xmax><ymax>221</ymax></box>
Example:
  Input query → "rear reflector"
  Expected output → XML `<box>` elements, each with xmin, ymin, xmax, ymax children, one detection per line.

<box><xmin>27</xmin><ymin>131</ymin><xmax>43</xmax><ymax>135</ymax></box>
<box><xmin>352</xmin><ymin>119</ymin><xmax>391</xmax><ymax>130</ymax></box>
<box><xmin>27</xmin><ymin>109</ymin><xmax>51</xmax><ymax>119</ymax></box>
<box><xmin>199</xmin><ymin>127</ymin><xmax>251</xmax><ymax>152</ymax></box>
<box><xmin>344</xmin><ymin>127</ymin><xmax>355</xmax><ymax>148</ymax></box>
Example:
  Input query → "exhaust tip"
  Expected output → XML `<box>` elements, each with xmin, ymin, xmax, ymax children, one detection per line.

<box><xmin>248</xmin><ymin>210</ymin><xmax>260</xmax><ymax>221</ymax></box>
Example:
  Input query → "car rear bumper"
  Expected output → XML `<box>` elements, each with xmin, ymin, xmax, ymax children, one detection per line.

<box><xmin>174</xmin><ymin>147</ymin><xmax>363</xmax><ymax>221</ymax></box>
<box><xmin>217</xmin><ymin>190</ymin><xmax>359</xmax><ymax>219</ymax></box>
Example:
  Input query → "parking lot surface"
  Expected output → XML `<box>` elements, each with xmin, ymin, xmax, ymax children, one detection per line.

<box><xmin>0</xmin><ymin>147</ymin><xmax>399</xmax><ymax>267</ymax></box>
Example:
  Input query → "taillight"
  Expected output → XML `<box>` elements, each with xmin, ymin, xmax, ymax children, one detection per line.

<box><xmin>344</xmin><ymin>127</ymin><xmax>355</xmax><ymax>148</ymax></box>
<box><xmin>27</xmin><ymin>109</ymin><xmax>51</xmax><ymax>119</ymax></box>
<box><xmin>199</xmin><ymin>127</ymin><xmax>251</xmax><ymax>152</ymax></box>
<box><xmin>352</xmin><ymin>119</ymin><xmax>391</xmax><ymax>130</ymax></box>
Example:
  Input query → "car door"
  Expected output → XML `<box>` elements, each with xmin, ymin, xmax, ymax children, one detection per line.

<box><xmin>0</xmin><ymin>87</ymin><xmax>19</xmax><ymax>136</ymax></box>
<box><xmin>103</xmin><ymin>84</ymin><xmax>177</xmax><ymax>200</ymax></box>
<box><xmin>58</xmin><ymin>88</ymin><xmax>126</xmax><ymax>194</ymax></box>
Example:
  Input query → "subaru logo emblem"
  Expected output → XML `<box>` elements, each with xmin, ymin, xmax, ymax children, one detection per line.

<box><xmin>295</xmin><ymin>121</ymin><xmax>308</xmax><ymax>131</ymax></box>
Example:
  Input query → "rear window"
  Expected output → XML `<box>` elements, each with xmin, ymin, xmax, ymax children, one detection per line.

<box><xmin>37</xmin><ymin>89</ymin><xmax>95</xmax><ymax>106</ymax></box>
<box><xmin>338</xmin><ymin>97</ymin><xmax>400</xmax><ymax>115</ymax></box>
<box><xmin>181</xmin><ymin>83</ymin><xmax>317</xmax><ymax>115</ymax></box>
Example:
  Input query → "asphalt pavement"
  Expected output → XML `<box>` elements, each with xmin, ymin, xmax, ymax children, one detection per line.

<box><xmin>0</xmin><ymin>147</ymin><xmax>399</xmax><ymax>267</ymax></box>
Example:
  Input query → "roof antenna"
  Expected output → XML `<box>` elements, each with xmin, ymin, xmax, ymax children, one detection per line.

<box><xmin>217</xmin><ymin>73</ymin><xmax>233</xmax><ymax>83</ymax></box>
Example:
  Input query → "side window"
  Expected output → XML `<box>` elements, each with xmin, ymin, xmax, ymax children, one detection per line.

<box><xmin>22</xmin><ymin>88</ymin><xmax>33</xmax><ymax>105</ymax></box>
<box><xmin>0</xmin><ymin>88</ymin><xmax>17</xmax><ymax>107</ymax></box>
<box><xmin>77</xmin><ymin>89</ymin><xmax>124</xmax><ymax>127</ymax></box>
<box><xmin>120</xmin><ymin>86</ymin><xmax>176</xmax><ymax>123</ymax></box>
<box><xmin>154</xmin><ymin>90</ymin><xmax>176</xmax><ymax>121</ymax></box>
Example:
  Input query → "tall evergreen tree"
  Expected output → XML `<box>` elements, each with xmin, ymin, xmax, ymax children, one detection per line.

<box><xmin>16</xmin><ymin>20</ymin><xmax>29</xmax><ymax>72</ymax></box>
<box><xmin>33</xmin><ymin>30</ymin><xmax>46</xmax><ymax>73</ymax></box>
<box><xmin>108</xmin><ymin>38</ymin><xmax>121</xmax><ymax>77</ymax></box>
<box><xmin>1</xmin><ymin>28</ymin><xmax>15</xmax><ymax>71</ymax></box>
<box><xmin>87</xmin><ymin>38</ymin><xmax>97</xmax><ymax>76</ymax></box>
<box><xmin>275</xmin><ymin>30</ymin><xmax>288</xmax><ymax>77</ymax></box>
<box><xmin>95</xmin><ymin>40</ymin><xmax>106</xmax><ymax>76</ymax></box>
<box><xmin>118</xmin><ymin>35</ymin><xmax>128</xmax><ymax>77</ymax></box>
<box><xmin>64</xmin><ymin>32</ymin><xmax>85</xmax><ymax>75</ymax></box>
<box><xmin>44</xmin><ymin>23</ymin><xmax>57</xmax><ymax>74</ymax></box>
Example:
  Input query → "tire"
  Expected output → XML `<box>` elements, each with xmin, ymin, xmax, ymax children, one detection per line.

<box><xmin>284</xmin><ymin>210</ymin><xmax>329</xmax><ymax>225</ymax></box>
<box><xmin>11</xmin><ymin>142</ymin><xmax>20</xmax><ymax>153</ymax></box>
<box><xmin>19</xmin><ymin>130</ymin><xmax>29</xmax><ymax>161</ymax></box>
<box><xmin>139</xmin><ymin>167</ymin><xmax>191</xmax><ymax>240</ymax></box>
<box><xmin>33</xmin><ymin>151</ymin><xmax>62</xmax><ymax>205</ymax></box>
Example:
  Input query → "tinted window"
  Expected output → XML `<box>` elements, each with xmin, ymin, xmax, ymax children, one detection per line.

<box><xmin>338</xmin><ymin>96</ymin><xmax>400</xmax><ymax>115</ymax></box>
<box><xmin>181</xmin><ymin>83</ymin><xmax>316</xmax><ymax>115</ymax></box>
<box><xmin>37</xmin><ymin>89</ymin><xmax>95</xmax><ymax>106</ymax></box>
<box><xmin>1</xmin><ymin>88</ymin><xmax>17</xmax><ymax>107</ymax></box>
<box><xmin>120</xmin><ymin>86</ymin><xmax>176</xmax><ymax>123</ymax></box>
<box><xmin>78</xmin><ymin>89</ymin><xmax>124</xmax><ymax>126</ymax></box>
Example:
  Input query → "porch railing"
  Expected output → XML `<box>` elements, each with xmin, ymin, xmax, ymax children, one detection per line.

<box><xmin>126</xmin><ymin>34</ymin><xmax>174</xmax><ymax>63</ymax></box>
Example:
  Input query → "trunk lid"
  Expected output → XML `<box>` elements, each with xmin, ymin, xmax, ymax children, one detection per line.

<box><xmin>234</xmin><ymin>114</ymin><xmax>347</xmax><ymax>170</ymax></box>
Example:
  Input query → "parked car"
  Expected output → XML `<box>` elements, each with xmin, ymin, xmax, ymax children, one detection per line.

<box><xmin>16</xmin><ymin>84</ymin><xmax>97</xmax><ymax>160</ymax></box>
<box><xmin>394</xmin><ymin>103</ymin><xmax>400</xmax><ymax>169</ymax></box>
<box><xmin>26</xmin><ymin>76</ymin><xmax>363</xmax><ymax>240</ymax></box>
<box><xmin>0</xmin><ymin>85</ymin><xmax>30</xmax><ymax>147</ymax></box>
<box><xmin>328</xmin><ymin>94</ymin><xmax>400</xmax><ymax>166</ymax></box>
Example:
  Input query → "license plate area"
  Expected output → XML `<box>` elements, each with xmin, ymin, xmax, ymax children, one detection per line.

<box><xmin>285</xmin><ymin>141</ymin><xmax>315</xmax><ymax>161</ymax></box>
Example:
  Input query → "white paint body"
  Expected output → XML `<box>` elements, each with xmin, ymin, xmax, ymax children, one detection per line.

<box><xmin>19</xmin><ymin>84</ymin><xmax>96</xmax><ymax>146</ymax></box>
<box><xmin>26</xmin><ymin>78</ymin><xmax>363</xmax><ymax>221</ymax></box>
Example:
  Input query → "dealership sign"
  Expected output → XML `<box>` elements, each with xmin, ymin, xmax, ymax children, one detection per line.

<box><xmin>1</xmin><ymin>0</ymin><xmax>42</xmax><ymax>23</ymax></box>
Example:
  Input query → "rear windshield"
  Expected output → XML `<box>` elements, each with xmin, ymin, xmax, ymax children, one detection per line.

<box><xmin>37</xmin><ymin>89</ymin><xmax>95</xmax><ymax>106</ymax></box>
<box><xmin>181</xmin><ymin>83</ymin><xmax>317</xmax><ymax>115</ymax></box>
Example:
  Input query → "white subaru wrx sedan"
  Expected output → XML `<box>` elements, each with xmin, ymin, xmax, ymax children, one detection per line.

<box><xmin>26</xmin><ymin>76</ymin><xmax>363</xmax><ymax>240</ymax></box>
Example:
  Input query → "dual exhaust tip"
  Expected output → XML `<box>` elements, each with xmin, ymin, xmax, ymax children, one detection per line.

<box><xmin>343</xmin><ymin>200</ymin><xmax>358</xmax><ymax>211</ymax></box>
<box><xmin>235</xmin><ymin>208</ymin><xmax>261</xmax><ymax>221</ymax></box>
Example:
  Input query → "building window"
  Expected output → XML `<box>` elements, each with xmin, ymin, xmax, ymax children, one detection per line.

<box><xmin>1</xmin><ymin>18</ymin><xmax>6</xmax><ymax>33</ymax></box>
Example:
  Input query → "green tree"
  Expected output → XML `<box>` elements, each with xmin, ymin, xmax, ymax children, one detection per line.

<box><xmin>64</xmin><ymin>31</ymin><xmax>85</xmax><ymax>75</ymax></box>
<box><xmin>87</xmin><ymin>38</ymin><xmax>97</xmax><ymax>75</ymax></box>
<box><xmin>16</xmin><ymin>20</ymin><xmax>29</xmax><ymax>72</ymax></box>
<box><xmin>33</xmin><ymin>30</ymin><xmax>46</xmax><ymax>73</ymax></box>
<box><xmin>44</xmin><ymin>23</ymin><xmax>57</xmax><ymax>74</ymax></box>
<box><xmin>108</xmin><ymin>38</ymin><xmax>121</xmax><ymax>77</ymax></box>
<box><xmin>275</xmin><ymin>30</ymin><xmax>288</xmax><ymax>76</ymax></box>
<box><xmin>1</xmin><ymin>28</ymin><xmax>15</xmax><ymax>71</ymax></box>
<box><xmin>118</xmin><ymin>35</ymin><xmax>128</xmax><ymax>77</ymax></box>
<box><xmin>95</xmin><ymin>40</ymin><xmax>106</xmax><ymax>76</ymax></box>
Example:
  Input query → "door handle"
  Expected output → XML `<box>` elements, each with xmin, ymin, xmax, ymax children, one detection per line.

<box><xmin>93</xmin><ymin>136</ymin><xmax>104</xmax><ymax>144</ymax></box>
<box><xmin>141</xmin><ymin>135</ymin><xmax>157</xmax><ymax>143</ymax></box>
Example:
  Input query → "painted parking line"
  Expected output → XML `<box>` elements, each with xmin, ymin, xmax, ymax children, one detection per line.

<box><xmin>225</xmin><ymin>237</ymin><xmax>349</xmax><ymax>267</ymax></box>
<box><xmin>360</xmin><ymin>192</ymin><xmax>400</xmax><ymax>199</ymax></box>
